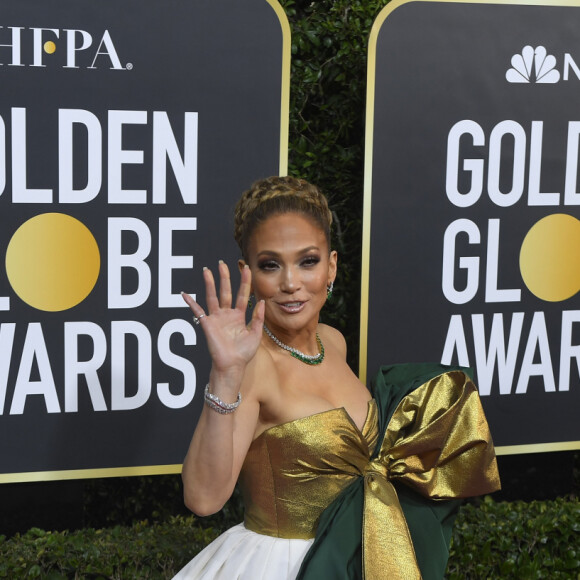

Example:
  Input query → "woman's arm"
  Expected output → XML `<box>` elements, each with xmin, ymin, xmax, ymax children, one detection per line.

<box><xmin>180</xmin><ymin>262</ymin><xmax>264</xmax><ymax>516</ymax></box>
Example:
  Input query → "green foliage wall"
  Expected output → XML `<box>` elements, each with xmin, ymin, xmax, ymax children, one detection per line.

<box><xmin>282</xmin><ymin>0</ymin><xmax>391</xmax><ymax>369</ymax></box>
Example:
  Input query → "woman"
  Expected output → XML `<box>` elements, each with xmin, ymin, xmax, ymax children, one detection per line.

<box><xmin>175</xmin><ymin>176</ymin><xmax>500</xmax><ymax>579</ymax></box>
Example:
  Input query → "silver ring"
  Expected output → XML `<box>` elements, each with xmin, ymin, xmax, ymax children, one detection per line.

<box><xmin>193</xmin><ymin>314</ymin><xmax>206</xmax><ymax>326</ymax></box>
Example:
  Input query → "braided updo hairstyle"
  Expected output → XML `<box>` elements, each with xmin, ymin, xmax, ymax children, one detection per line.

<box><xmin>234</xmin><ymin>176</ymin><xmax>333</xmax><ymax>259</ymax></box>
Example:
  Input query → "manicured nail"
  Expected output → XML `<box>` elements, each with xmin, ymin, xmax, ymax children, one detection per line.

<box><xmin>203</xmin><ymin>266</ymin><xmax>208</xmax><ymax>271</ymax></box>
<box><xmin>219</xmin><ymin>259</ymin><xmax>224</xmax><ymax>264</ymax></box>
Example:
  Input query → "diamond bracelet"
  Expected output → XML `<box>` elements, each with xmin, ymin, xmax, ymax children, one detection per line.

<box><xmin>204</xmin><ymin>384</ymin><xmax>242</xmax><ymax>415</ymax></box>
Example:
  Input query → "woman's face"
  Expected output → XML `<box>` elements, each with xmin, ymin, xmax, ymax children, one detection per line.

<box><xmin>244</xmin><ymin>212</ymin><xmax>337</xmax><ymax>336</ymax></box>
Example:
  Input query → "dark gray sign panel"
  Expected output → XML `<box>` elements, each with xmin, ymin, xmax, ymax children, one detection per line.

<box><xmin>0</xmin><ymin>0</ymin><xmax>289</xmax><ymax>482</ymax></box>
<box><xmin>361</xmin><ymin>0</ymin><xmax>580</xmax><ymax>454</ymax></box>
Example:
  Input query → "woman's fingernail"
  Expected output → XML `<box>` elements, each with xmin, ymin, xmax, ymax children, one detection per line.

<box><xmin>219</xmin><ymin>259</ymin><xmax>224</xmax><ymax>264</ymax></box>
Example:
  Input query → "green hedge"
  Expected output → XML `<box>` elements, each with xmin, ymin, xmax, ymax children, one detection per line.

<box><xmin>0</xmin><ymin>517</ymin><xmax>216</xmax><ymax>580</ymax></box>
<box><xmin>1</xmin><ymin>497</ymin><xmax>578</xmax><ymax>579</ymax></box>
<box><xmin>448</xmin><ymin>497</ymin><xmax>580</xmax><ymax>579</ymax></box>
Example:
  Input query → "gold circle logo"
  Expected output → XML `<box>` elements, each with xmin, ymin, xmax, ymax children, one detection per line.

<box><xmin>520</xmin><ymin>213</ymin><xmax>580</xmax><ymax>302</ymax></box>
<box><xmin>44</xmin><ymin>41</ymin><xmax>56</xmax><ymax>54</ymax></box>
<box><xmin>6</xmin><ymin>213</ymin><xmax>100</xmax><ymax>312</ymax></box>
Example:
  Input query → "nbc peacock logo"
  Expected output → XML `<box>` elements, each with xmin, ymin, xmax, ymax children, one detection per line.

<box><xmin>506</xmin><ymin>46</ymin><xmax>560</xmax><ymax>84</ymax></box>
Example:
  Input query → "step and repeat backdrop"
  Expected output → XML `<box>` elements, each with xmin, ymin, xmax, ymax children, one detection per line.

<box><xmin>0</xmin><ymin>0</ymin><xmax>289</xmax><ymax>482</ymax></box>
<box><xmin>2</xmin><ymin>0</ymin><xmax>579</xmax><ymax>483</ymax></box>
<box><xmin>361</xmin><ymin>0</ymin><xmax>580</xmax><ymax>454</ymax></box>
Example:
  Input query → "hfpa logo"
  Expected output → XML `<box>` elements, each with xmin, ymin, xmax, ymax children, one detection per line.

<box><xmin>0</xmin><ymin>26</ymin><xmax>130</xmax><ymax>70</ymax></box>
<box><xmin>506</xmin><ymin>45</ymin><xmax>580</xmax><ymax>84</ymax></box>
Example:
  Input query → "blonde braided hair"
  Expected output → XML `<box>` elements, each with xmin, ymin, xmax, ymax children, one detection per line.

<box><xmin>234</xmin><ymin>176</ymin><xmax>333</xmax><ymax>258</ymax></box>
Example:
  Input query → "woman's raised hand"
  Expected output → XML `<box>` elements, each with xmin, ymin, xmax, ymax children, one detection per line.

<box><xmin>181</xmin><ymin>261</ymin><xmax>264</xmax><ymax>376</ymax></box>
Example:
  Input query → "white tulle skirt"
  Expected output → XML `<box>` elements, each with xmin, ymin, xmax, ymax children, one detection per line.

<box><xmin>172</xmin><ymin>523</ymin><xmax>314</xmax><ymax>579</ymax></box>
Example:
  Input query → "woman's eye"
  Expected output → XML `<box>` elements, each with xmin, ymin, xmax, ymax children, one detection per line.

<box><xmin>301</xmin><ymin>256</ymin><xmax>320</xmax><ymax>267</ymax></box>
<box><xmin>258</xmin><ymin>260</ymin><xmax>279</xmax><ymax>271</ymax></box>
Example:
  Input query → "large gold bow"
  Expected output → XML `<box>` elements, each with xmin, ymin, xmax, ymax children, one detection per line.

<box><xmin>362</xmin><ymin>371</ymin><xmax>500</xmax><ymax>579</ymax></box>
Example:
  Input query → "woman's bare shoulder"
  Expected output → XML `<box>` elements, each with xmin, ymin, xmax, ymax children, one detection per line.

<box><xmin>318</xmin><ymin>323</ymin><xmax>347</xmax><ymax>357</ymax></box>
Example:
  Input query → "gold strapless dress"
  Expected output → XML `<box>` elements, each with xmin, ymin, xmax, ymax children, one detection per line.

<box><xmin>240</xmin><ymin>400</ymin><xmax>379</xmax><ymax>539</ymax></box>
<box><xmin>174</xmin><ymin>363</ymin><xmax>500</xmax><ymax>580</ymax></box>
<box><xmin>173</xmin><ymin>401</ymin><xmax>378</xmax><ymax>580</ymax></box>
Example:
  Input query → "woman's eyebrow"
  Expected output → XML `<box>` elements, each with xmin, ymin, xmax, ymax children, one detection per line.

<box><xmin>256</xmin><ymin>246</ymin><xmax>320</xmax><ymax>258</ymax></box>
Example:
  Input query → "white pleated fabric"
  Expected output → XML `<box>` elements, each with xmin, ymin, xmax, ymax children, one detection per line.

<box><xmin>172</xmin><ymin>523</ymin><xmax>314</xmax><ymax>579</ymax></box>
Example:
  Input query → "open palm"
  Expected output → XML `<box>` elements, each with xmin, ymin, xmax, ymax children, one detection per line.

<box><xmin>182</xmin><ymin>262</ymin><xmax>264</xmax><ymax>374</ymax></box>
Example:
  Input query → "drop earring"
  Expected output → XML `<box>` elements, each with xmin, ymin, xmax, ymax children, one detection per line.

<box><xmin>248</xmin><ymin>293</ymin><xmax>255</xmax><ymax>309</ymax></box>
<box><xmin>326</xmin><ymin>281</ymin><xmax>334</xmax><ymax>300</ymax></box>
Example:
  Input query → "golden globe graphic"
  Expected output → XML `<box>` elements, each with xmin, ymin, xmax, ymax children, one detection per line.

<box><xmin>6</xmin><ymin>213</ymin><xmax>100</xmax><ymax>312</ymax></box>
<box><xmin>520</xmin><ymin>214</ymin><xmax>580</xmax><ymax>302</ymax></box>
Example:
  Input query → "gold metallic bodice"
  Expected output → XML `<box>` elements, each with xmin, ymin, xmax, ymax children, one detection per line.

<box><xmin>238</xmin><ymin>400</ymin><xmax>378</xmax><ymax>539</ymax></box>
